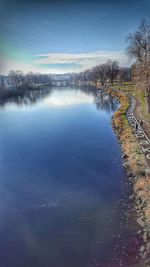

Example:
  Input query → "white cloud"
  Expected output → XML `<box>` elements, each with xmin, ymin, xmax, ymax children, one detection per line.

<box><xmin>34</xmin><ymin>50</ymin><xmax>131</xmax><ymax>72</ymax></box>
<box><xmin>0</xmin><ymin>56</ymin><xmax>52</xmax><ymax>75</ymax></box>
<box><xmin>0</xmin><ymin>50</ymin><xmax>131</xmax><ymax>75</ymax></box>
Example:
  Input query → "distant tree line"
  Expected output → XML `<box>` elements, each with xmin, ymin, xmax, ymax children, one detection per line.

<box><xmin>2</xmin><ymin>63</ymin><xmax>131</xmax><ymax>91</ymax></box>
<box><xmin>8</xmin><ymin>71</ymin><xmax>52</xmax><ymax>89</ymax></box>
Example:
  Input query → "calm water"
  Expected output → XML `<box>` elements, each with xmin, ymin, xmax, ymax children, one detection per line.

<box><xmin>0</xmin><ymin>87</ymin><xmax>140</xmax><ymax>267</ymax></box>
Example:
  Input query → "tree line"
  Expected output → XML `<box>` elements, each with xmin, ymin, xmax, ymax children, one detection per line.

<box><xmin>7</xmin><ymin>71</ymin><xmax>52</xmax><ymax>89</ymax></box>
<box><xmin>72</xmin><ymin>19</ymin><xmax>150</xmax><ymax>92</ymax></box>
<box><xmin>71</xmin><ymin>61</ymin><xmax>131</xmax><ymax>86</ymax></box>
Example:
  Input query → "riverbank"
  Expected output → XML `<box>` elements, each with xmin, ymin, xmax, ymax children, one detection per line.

<box><xmin>101</xmin><ymin>85</ymin><xmax>150</xmax><ymax>266</ymax></box>
<box><xmin>113</xmin><ymin>82</ymin><xmax>150</xmax><ymax>141</ymax></box>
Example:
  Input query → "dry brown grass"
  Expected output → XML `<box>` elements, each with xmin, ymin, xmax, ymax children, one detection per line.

<box><xmin>108</xmin><ymin>88</ymin><xmax>147</xmax><ymax>176</ymax></box>
<box><xmin>134</xmin><ymin>177</ymin><xmax>150</xmax><ymax>199</ymax></box>
<box><xmin>105</xmin><ymin>86</ymin><xmax>150</xmax><ymax>255</ymax></box>
<box><xmin>134</xmin><ymin>178</ymin><xmax>150</xmax><ymax>192</ymax></box>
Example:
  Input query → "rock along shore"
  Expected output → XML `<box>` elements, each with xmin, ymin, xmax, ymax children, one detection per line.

<box><xmin>100</xmin><ymin>86</ymin><xmax>150</xmax><ymax>266</ymax></box>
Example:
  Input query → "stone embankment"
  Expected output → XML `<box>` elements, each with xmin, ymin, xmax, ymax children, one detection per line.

<box><xmin>104</xmin><ymin>87</ymin><xmax>150</xmax><ymax>266</ymax></box>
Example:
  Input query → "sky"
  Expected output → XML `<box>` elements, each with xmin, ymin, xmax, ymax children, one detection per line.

<box><xmin>0</xmin><ymin>0</ymin><xmax>150</xmax><ymax>74</ymax></box>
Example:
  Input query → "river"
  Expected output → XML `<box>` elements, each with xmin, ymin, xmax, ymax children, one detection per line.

<box><xmin>0</xmin><ymin>86</ymin><xmax>140</xmax><ymax>267</ymax></box>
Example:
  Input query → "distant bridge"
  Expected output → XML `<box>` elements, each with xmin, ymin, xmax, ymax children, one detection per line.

<box><xmin>51</xmin><ymin>79</ymin><xmax>70</xmax><ymax>87</ymax></box>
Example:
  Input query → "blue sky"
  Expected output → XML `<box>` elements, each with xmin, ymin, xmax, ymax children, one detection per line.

<box><xmin>0</xmin><ymin>0</ymin><xmax>150</xmax><ymax>74</ymax></box>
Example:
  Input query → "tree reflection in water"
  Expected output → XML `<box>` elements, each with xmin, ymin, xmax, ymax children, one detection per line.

<box><xmin>0</xmin><ymin>86</ymin><xmax>119</xmax><ymax>113</ymax></box>
<box><xmin>0</xmin><ymin>88</ymin><xmax>52</xmax><ymax>106</ymax></box>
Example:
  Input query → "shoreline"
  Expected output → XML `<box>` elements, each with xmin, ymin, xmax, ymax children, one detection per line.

<box><xmin>101</xmin><ymin>86</ymin><xmax>150</xmax><ymax>266</ymax></box>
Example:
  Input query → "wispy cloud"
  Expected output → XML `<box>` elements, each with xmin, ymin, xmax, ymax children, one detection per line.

<box><xmin>1</xmin><ymin>50</ymin><xmax>131</xmax><ymax>75</ymax></box>
<box><xmin>34</xmin><ymin>51</ymin><xmax>131</xmax><ymax>73</ymax></box>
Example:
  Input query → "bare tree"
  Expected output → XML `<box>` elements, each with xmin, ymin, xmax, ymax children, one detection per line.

<box><xmin>95</xmin><ymin>64</ymin><xmax>107</xmax><ymax>86</ymax></box>
<box><xmin>106</xmin><ymin>60</ymin><xmax>119</xmax><ymax>85</ymax></box>
<box><xmin>127</xmin><ymin>19</ymin><xmax>150</xmax><ymax>94</ymax></box>
<box><xmin>8</xmin><ymin>71</ymin><xmax>52</xmax><ymax>90</ymax></box>
<box><xmin>9</xmin><ymin>71</ymin><xmax>25</xmax><ymax>89</ymax></box>
<box><xmin>118</xmin><ymin>67</ymin><xmax>131</xmax><ymax>83</ymax></box>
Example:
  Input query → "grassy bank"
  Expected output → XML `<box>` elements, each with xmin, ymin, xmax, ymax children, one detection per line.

<box><xmin>103</xmin><ymin>86</ymin><xmax>150</xmax><ymax>266</ymax></box>
<box><xmin>113</xmin><ymin>82</ymin><xmax>150</xmax><ymax>123</ymax></box>
<box><xmin>107</xmin><ymin>87</ymin><xmax>147</xmax><ymax>176</ymax></box>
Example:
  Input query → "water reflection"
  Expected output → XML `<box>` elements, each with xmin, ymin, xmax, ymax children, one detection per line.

<box><xmin>0</xmin><ymin>86</ymin><xmax>118</xmax><ymax>113</ymax></box>
<box><xmin>0</xmin><ymin>88</ymin><xmax>52</xmax><ymax>107</ymax></box>
<box><xmin>43</xmin><ymin>90</ymin><xmax>94</xmax><ymax>107</ymax></box>
<box><xmin>95</xmin><ymin>90</ymin><xmax>118</xmax><ymax>112</ymax></box>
